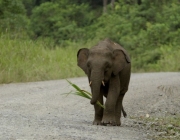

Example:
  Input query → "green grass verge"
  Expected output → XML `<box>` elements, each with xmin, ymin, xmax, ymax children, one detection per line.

<box><xmin>0</xmin><ymin>35</ymin><xmax>86</xmax><ymax>84</ymax></box>
<box><xmin>0</xmin><ymin>32</ymin><xmax>180</xmax><ymax>84</ymax></box>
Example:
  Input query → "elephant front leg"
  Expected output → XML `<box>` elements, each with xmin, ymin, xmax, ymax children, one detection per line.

<box><xmin>93</xmin><ymin>92</ymin><xmax>104</xmax><ymax>125</ymax></box>
<box><xmin>102</xmin><ymin>76</ymin><xmax>120</xmax><ymax>126</ymax></box>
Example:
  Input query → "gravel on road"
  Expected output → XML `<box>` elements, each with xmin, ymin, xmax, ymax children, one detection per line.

<box><xmin>0</xmin><ymin>72</ymin><xmax>179</xmax><ymax>140</ymax></box>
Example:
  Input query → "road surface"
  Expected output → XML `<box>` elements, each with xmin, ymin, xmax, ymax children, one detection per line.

<box><xmin>0</xmin><ymin>72</ymin><xmax>179</xmax><ymax>140</ymax></box>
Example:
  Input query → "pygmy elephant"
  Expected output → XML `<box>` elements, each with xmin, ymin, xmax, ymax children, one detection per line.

<box><xmin>77</xmin><ymin>38</ymin><xmax>131</xmax><ymax>126</ymax></box>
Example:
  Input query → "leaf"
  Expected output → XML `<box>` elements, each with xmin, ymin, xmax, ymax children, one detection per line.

<box><xmin>66</xmin><ymin>79</ymin><xmax>82</xmax><ymax>91</ymax></box>
<box><xmin>65</xmin><ymin>79</ymin><xmax>105</xmax><ymax>109</ymax></box>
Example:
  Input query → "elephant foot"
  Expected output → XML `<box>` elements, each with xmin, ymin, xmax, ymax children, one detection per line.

<box><xmin>115</xmin><ymin>120</ymin><xmax>121</xmax><ymax>126</ymax></box>
<box><xmin>93</xmin><ymin>119</ymin><xmax>102</xmax><ymax>125</ymax></box>
<box><xmin>115</xmin><ymin>115</ymin><xmax>122</xmax><ymax>126</ymax></box>
<box><xmin>101</xmin><ymin>114</ymin><xmax>116</xmax><ymax>126</ymax></box>
<box><xmin>102</xmin><ymin>120</ymin><xmax>121</xmax><ymax>126</ymax></box>
<box><xmin>102</xmin><ymin>120</ymin><xmax>116</xmax><ymax>126</ymax></box>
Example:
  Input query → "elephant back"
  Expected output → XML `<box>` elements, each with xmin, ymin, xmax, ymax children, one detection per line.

<box><xmin>102</xmin><ymin>38</ymin><xmax>131</xmax><ymax>63</ymax></box>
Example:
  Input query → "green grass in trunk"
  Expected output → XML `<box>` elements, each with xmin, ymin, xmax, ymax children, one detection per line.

<box><xmin>66</xmin><ymin>80</ymin><xmax>105</xmax><ymax>109</ymax></box>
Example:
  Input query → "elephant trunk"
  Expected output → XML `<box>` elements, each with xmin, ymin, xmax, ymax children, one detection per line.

<box><xmin>90</xmin><ymin>71</ymin><xmax>103</xmax><ymax>105</ymax></box>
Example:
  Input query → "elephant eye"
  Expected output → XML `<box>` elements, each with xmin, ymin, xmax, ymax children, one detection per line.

<box><xmin>87</xmin><ymin>62</ymin><xmax>91</xmax><ymax>68</ymax></box>
<box><xmin>104</xmin><ymin>70</ymin><xmax>107</xmax><ymax>74</ymax></box>
<box><xmin>87</xmin><ymin>62</ymin><xmax>91</xmax><ymax>71</ymax></box>
<box><xmin>104</xmin><ymin>68</ymin><xmax>109</xmax><ymax>73</ymax></box>
<box><xmin>105</xmin><ymin>61</ymin><xmax>111</xmax><ymax>68</ymax></box>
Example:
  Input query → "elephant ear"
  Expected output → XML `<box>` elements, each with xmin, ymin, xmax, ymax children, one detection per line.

<box><xmin>113</xmin><ymin>49</ymin><xmax>131</xmax><ymax>75</ymax></box>
<box><xmin>77</xmin><ymin>48</ymin><xmax>89</xmax><ymax>74</ymax></box>
<box><xmin>117</xmin><ymin>45</ymin><xmax>131</xmax><ymax>63</ymax></box>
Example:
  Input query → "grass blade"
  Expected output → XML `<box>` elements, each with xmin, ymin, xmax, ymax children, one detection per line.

<box><xmin>66</xmin><ymin>79</ymin><xmax>82</xmax><ymax>91</ymax></box>
<box><xmin>65</xmin><ymin>79</ymin><xmax>105</xmax><ymax>109</ymax></box>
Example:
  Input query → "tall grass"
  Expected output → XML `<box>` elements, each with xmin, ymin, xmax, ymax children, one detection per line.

<box><xmin>0</xmin><ymin>32</ymin><xmax>179</xmax><ymax>84</ymax></box>
<box><xmin>0</xmin><ymin>33</ymin><xmax>85</xmax><ymax>84</ymax></box>
<box><xmin>157</xmin><ymin>45</ymin><xmax>180</xmax><ymax>72</ymax></box>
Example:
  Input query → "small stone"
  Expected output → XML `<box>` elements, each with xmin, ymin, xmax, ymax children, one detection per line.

<box><xmin>155</xmin><ymin>118</ymin><xmax>158</xmax><ymax>121</ymax></box>
<box><xmin>157</xmin><ymin>131</ymin><xmax>167</xmax><ymax>136</ymax></box>
<box><xmin>168</xmin><ymin>124</ymin><xmax>173</xmax><ymax>129</ymax></box>
<box><xmin>146</xmin><ymin>114</ymin><xmax>150</xmax><ymax>118</ymax></box>
<box><xmin>170</xmin><ymin>129</ymin><xmax>176</xmax><ymax>135</ymax></box>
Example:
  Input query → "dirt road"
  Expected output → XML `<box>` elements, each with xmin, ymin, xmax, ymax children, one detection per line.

<box><xmin>0</xmin><ymin>72</ymin><xmax>179</xmax><ymax>140</ymax></box>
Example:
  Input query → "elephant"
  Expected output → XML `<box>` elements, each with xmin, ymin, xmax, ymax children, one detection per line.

<box><xmin>77</xmin><ymin>38</ymin><xmax>131</xmax><ymax>126</ymax></box>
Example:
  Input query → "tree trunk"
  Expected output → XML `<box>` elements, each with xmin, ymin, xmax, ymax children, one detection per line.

<box><xmin>137</xmin><ymin>0</ymin><xmax>142</xmax><ymax>5</ymax></box>
<box><xmin>111</xmin><ymin>0</ymin><xmax>115</xmax><ymax>9</ymax></box>
<box><xmin>103</xmin><ymin>0</ymin><xmax>116</xmax><ymax>13</ymax></box>
<box><xmin>103</xmin><ymin>0</ymin><xmax>108</xmax><ymax>13</ymax></box>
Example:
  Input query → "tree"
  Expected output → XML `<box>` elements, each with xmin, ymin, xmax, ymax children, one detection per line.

<box><xmin>30</xmin><ymin>1</ymin><xmax>95</xmax><ymax>45</ymax></box>
<box><xmin>0</xmin><ymin>0</ymin><xmax>28</xmax><ymax>31</ymax></box>
<box><xmin>137</xmin><ymin>0</ymin><xmax>141</xmax><ymax>5</ymax></box>
<box><xmin>103</xmin><ymin>0</ymin><xmax>116</xmax><ymax>13</ymax></box>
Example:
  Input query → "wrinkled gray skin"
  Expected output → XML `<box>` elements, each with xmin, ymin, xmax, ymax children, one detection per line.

<box><xmin>77</xmin><ymin>39</ymin><xmax>131</xmax><ymax>126</ymax></box>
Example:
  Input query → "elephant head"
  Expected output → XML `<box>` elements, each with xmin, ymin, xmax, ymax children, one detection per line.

<box><xmin>77</xmin><ymin>43</ymin><xmax>130</xmax><ymax>105</ymax></box>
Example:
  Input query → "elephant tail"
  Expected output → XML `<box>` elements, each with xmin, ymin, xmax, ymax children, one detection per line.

<box><xmin>122</xmin><ymin>105</ymin><xmax>127</xmax><ymax>118</ymax></box>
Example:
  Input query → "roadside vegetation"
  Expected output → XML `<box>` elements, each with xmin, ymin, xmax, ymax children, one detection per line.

<box><xmin>132</xmin><ymin>115</ymin><xmax>180</xmax><ymax>140</ymax></box>
<box><xmin>1</xmin><ymin>32</ymin><xmax>179</xmax><ymax>84</ymax></box>
<box><xmin>0</xmin><ymin>32</ymin><xmax>87</xmax><ymax>83</ymax></box>
<box><xmin>1</xmin><ymin>0</ymin><xmax>180</xmax><ymax>84</ymax></box>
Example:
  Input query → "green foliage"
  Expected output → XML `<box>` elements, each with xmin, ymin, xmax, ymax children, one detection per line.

<box><xmin>0</xmin><ymin>0</ymin><xmax>180</xmax><ymax>84</ymax></box>
<box><xmin>90</xmin><ymin>0</ymin><xmax>180</xmax><ymax>71</ymax></box>
<box><xmin>0</xmin><ymin>0</ymin><xmax>28</xmax><ymax>32</ymax></box>
<box><xmin>157</xmin><ymin>45</ymin><xmax>180</xmax><ymax>72</ymax></box>
<box><xmin>0</xmin><ymin>33</ymin><xmax>85</xmax><ymax>83</ymax></box>
<box><xmin>29</xmin><ymin>1</ymin><xmax>95</xmax><ymax>45</ymax></box>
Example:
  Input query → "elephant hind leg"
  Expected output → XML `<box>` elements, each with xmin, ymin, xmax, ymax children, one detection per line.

<box><xmin>115</xmin><ymin>94</ymin><xmax>126</xmax><ymax>126</ymax></box>
<box><xmin>120</xmin><ymin>87</ymin><xmax>128</xmax><ymax>118</ymax></box>
<box><xmin>122</xmin><ymin>105</ymin><xmax>127</xmax><ymax>118</ymax></box>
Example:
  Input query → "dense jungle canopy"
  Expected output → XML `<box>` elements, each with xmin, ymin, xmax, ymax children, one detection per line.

<box><xmin>0</xmin><ymin>0</ymin><xmax>180</xmax><ymax>71</ymax></box>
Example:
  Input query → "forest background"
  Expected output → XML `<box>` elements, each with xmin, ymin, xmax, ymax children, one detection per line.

<box><xmin>0</xmin><ymin>0</ymin><xmax>180</xmax><ymax>83</ymax></box>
